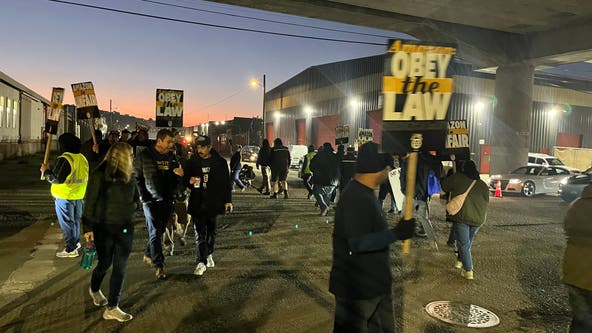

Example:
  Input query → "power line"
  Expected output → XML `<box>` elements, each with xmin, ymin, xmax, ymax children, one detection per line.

<box><xmin>138</xmin><ymin>0</ymin><xmax>395</xmax><ymax>39</ymax></box>
<box><xmin>195</xmin><ymin>88</ymin><xmax>246</xmax><ymax>112</ymax></box>
<box><xmin>47</xmin><ymin>0</ymin><xmax>387</xmax><ymax>46</ymax></box>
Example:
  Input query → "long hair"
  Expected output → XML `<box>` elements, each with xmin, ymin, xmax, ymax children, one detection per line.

<box><xmin>100</xmin><ymin>142</ymin><xmax>134</xmax><ymax>183</ymax></box>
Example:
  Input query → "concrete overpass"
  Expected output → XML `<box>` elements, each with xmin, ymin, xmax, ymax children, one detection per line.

<box><xmin>209</xmin><ymin>0</ymin><xmax>592</xmax><ymax>173</ymax></box>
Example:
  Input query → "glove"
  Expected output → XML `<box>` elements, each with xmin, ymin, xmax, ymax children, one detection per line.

<box><xmin>392</xmin><ymin>218</ymin><xmax>415</xmax><ymax>240</ymax></box>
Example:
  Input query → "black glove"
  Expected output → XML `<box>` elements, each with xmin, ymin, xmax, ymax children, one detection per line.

<box><xmin>392</xmin><ymin>218</ymin><xmax>415</xmax><ymax>240</ymax></box>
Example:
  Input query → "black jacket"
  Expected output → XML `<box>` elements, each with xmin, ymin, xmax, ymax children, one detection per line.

<box><xmin>256</xmin><ymin>146</ymin><xmax>271</xmax><ymax>168</ymax></box>
<box><xmin>339</xmin><ymin>153</ymin><xmax>357</xmax><ymax>188</ymax></box>
<box><xmin>184</xmin><ymin>149</ymin><xmax>232</xmax><ymax>216</ymax></box>
<box><xmin>133</xmin><ymin>145</ymin><xmax>180</xmax><ymax>203</ymax></box>
<box><xmin>82</xmin><ymin>166</ymin><xmax>139</xmax><ymax>233</ymax></box>
<box><xmin>230</xmin><ymin>151</ymin><xmax>241</xmax><ymax>171</ymax></box>
<box><xmin>400</xmin><ymin>152</ymin><xmax>442</xmax><ymax>201</ymax></box>
<box><xmin>310</xmin><ymin>151</ymin><xmax>340</xmax><ymax>186</ymax></box>
<box><xmin>269</xmin><ymin>145</ymin><xmax>290</xmax><ymax>171</ymax></box>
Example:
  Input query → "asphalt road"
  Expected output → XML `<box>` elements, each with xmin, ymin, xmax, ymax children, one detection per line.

<box><xmin>0</xmin><ymin>157</ymin><xmax>573</xmax><ymax>332</ymax></box>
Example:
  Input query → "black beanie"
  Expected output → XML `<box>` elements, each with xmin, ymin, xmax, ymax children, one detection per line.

<box><xmin>356</xmin><ymin>142</ymin><xmax>388</xmax><ymax>173</ymax></box>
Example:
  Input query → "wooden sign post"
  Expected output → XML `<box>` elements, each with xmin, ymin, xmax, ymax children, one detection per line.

<box><xmin>401</xmin><ymin>133</ymin><xmax>422</xmax><ymax>253</ymax></box>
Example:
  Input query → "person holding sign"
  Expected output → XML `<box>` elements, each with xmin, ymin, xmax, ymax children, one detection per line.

<box><xmin>134</xmin><ymin>129</ymin><xmax>183</xmax><ymax>280</ymax></box>
<box><xmin>40</xmin><ymin>133</ymin><xmax>89</xmax><ymax>258</ymax></box>
<box><xmin>441</xmin><ymin>160</ymin><xmax>489</xmax><ymax>280</ymax></box>
<box><xmin>329</xmin><ymin>142</ymin><xmax>414</xmax><ymax>332</ymax></box>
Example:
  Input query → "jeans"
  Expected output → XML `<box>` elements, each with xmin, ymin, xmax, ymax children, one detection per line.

<box><xmin>143</xmin><ymin>201</ymin><xmax>174</xmax><ymax>268</ymax></box>
<box><xmin>54</xmin><ymin>199</ymin><xmax>83</xmax><ymax>252</ymax></box>
<box><xmin>454</xmin><ymin>222</ymin><xmax>479</xmax><ymax>271</ymax></box>
<box><xmin>231</xmin><ymin>167</ymin><xmax>245</xmax><ymax>190</ymax></box>
<box><xmin>259</xmin><ymin>166</ymin><xmax>270</xmax><ymax>192</ymax></box>
<box><xmin>193</xmin><ymin>213</ymin><xmax>217</xmax><ymax>264</ymax></box>
<box><xmin>333</xmin><ymin>294</ymin><xmax>395</xmax><ymax>333</ymax></box>
<box><xmin>412</xmin><ymin>199</ymin><xmax>435</xmax><ymax>241</ymax></box>
<box><xmin>313</xmin><ymin>185</ymin><xmax>335</xmax><ymax>211</ymax></box>
<box><xmin>567</xmin><ymin>284</ymin><xmax>592</xmax><ymax>333</ymax></box>
<box><xmin>91</xmin><ymin>223</ymin><xmax>134</xmax><ymax>307</ymax></box>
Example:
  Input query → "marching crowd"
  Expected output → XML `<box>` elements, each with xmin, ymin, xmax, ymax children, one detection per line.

<box><xmin>39</xmin><ymin>130</ymin><xmax>590</xmax><ymax>332</ymax></box>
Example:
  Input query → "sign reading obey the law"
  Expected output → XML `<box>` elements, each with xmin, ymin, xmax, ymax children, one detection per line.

<box><xmin>71</xmin><ymin>81</ymin><xmax>101</xmax><ymax>119</ymax></box>
<box><xmin>45</xmin><ymin>87</ymin><xmax>64</xmax><ymax>135</ymax></box>
<box><xmin>381</xmin><ymin>39</ymin><xmax>456</xmax><ymax>154</ymax></box>
<box><xmin>155</xmin><ymin>89</ymin><xmax>183</xmax><ymax>127</ymax></box>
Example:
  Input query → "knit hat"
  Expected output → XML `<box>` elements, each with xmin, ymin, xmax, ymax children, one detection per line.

<box><xmin>356</xmin><ymin>142</ymin><xmax>388</xmax><ymax>173</ymax></box>
<box><xmin>196</xmin><ymin>135</ymin><xmax>212</xmax><ymax>146</ymax></box>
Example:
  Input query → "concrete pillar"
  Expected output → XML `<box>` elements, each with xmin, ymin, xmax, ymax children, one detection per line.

<box><xmin>491</xmin><ymin>63</ymin><xmax>534</xmax><ymax>175</ymax></box>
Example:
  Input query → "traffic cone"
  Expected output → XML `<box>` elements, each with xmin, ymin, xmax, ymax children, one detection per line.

<box><xmin>494</xmin><ymin>180</ymin><xmax>502</xmax><ymax>198</ymax></box>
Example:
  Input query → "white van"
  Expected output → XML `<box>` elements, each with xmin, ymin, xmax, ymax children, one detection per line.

<box><xmin>528</xmin><ymin>153</ymin><xmax>580</xmax><ymax>173</ymax></box>
<box><xmin>288</xmin><ymin>145</ymin><xmax>308</xmax><ymax>169</ymax></box>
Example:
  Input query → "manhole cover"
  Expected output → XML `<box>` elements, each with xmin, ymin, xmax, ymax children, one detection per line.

<box><xmin>425</xmin><ymin>301</ymin><xmax>500</xmax><ymax>328</ymax></box>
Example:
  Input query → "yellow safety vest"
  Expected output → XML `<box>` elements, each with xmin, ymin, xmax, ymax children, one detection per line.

<box><xmin>304</xmin><ymin>152</ymin><xmax>316</xmax><ymax>174</ymax></box>
<box><xmin>51</xmin><ymin>152</ymin><xmax>89</xmax><ymax>200</ymax></box>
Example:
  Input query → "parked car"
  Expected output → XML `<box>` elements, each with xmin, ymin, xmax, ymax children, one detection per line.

<box><xmin>558</xmin><ymin>167</ymin><xmax>592</xmax><ymax>202</ymax></box>
<box><xmin>489</xmin><ymin>165</ymin><xmax>574</xmax><ymax>197</ymax></box>
<box><xmin>288</xmin><ymin>144</ymin><xmax>308</xmax><ymax>168</ymax></box>
<box><xmin>241</xmin><ymin>145</ymin><xmax>260</xmax><ymax>162</ymax></box>
<box><xmin>528</xmin><ymin>153</ymin><xmax>580</xmax><ymax>173</ymax></box>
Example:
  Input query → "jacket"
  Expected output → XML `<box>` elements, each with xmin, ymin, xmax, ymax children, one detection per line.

<box><xmin>133</xmin><ymin>145</ymin><xmax>179</xmax><ymax>203</ymax></box>
<box><xmin>230</xmin><ymin>151</ymin><xmax>241</xmax><ymax>171</ymax></box>
<box><xmin>310</xmin><ymin>151</ymin><xmax>340</xmax><ymax>186</ymax></box>
<box><xmin>301</xmin><ymin>151</ymin><xmax>316</xmax><ymax>176</ymax></box>
<box><xmin>270</xmin><ymin>145</ymin><xmax>290</xmax><ymax>171</ymax></box>
<box><xmin>256</xmin><ymin>146</ymin><xmax>271</xmax><ymax>168</ymax></box>
<box><xmin>563</xmin><ymin>185</ymin><xmax>592</xmax><ymax>290</ymax></box>
<box><xmin>400</xmin><ymin>152</ymin><xmax>442</xmax><ymax>201</ymax></box>
<box><xmin>184</xmin><ymin>149</ymin><xmax>232</xmax><ymax>216</ymax></box>
<box><xmin>81</xmin><ymin>166</ymin><xmax>139</xmax><ymax>233</ymax></box>
<box><xmin>440</xmin><ymin>172</ymin><xmax>489</xmax><ymax>227</ymax></box>
<box><xmin>339</xmin><ymin>153</ymin><xmax>357</xmax><ymax>187</ymax></box>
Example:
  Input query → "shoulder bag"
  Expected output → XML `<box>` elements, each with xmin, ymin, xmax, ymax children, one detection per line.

<box><xmin>446</xmin><ymin>180</ymin><xmax>476</xmax><ymax>216</ymax></box>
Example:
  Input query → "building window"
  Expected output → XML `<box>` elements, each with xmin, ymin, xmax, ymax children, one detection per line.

<box><xmin>13</xmin><ymin>100</ymin><xmax>18</xmax><ymax>128</ymax></box>
<box><xmin>0</xmin><ymin>96</ymin><xmax>4</xmax><ymax>127</ymax></box>
<box><xmin>6</xmin><ymin>98</ymin><xmax>11</xmax><ymax>128</ymax></box>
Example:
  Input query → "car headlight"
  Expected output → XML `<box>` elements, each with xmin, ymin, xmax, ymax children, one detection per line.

<box><xmin>509</xmin><ymin>179</ymin><xmax>522</xmax><ymax>184</ymax></box>
<box><xmin>560</xmin><ymin>178</ymin><xmax>568</xmax><ymax>185</ymax></box>
<box><xmin>491</xmin><ymin>175</ymin><xmax>501</xmax><ymax>180</ymax></box>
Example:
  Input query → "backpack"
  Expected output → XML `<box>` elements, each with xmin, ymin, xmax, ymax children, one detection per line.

<box><xmin>427</xmin><ymin>170</ymin><xmax>442</xmax><ymax>196</ymax></box>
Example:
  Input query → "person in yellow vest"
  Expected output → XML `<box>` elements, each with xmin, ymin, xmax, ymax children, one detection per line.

<box><xmin>40</xmin><ymin>133</ymin><xmax>89</xmax><ymax>258</ymax></box>
<box><xmin>300</xmin><ymin>145</ymin><xmax>316</xmax><ymax>199</ymax></box>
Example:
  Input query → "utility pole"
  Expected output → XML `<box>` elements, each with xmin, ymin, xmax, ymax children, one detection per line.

<box><xmin>262</xmin><ymin>74</ymin><xmax>266</xmax><ymax>140</ymax></box>
<box><xmin>109</xmin><ymin>99</ymin><xmax>112</xmax><ymax>130</ymax></box>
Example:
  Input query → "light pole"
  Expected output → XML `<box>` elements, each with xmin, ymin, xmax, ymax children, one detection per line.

<box><xmin>250</xmin><ymin>74</ymin><xmax>266</xmax><ymax>140</ymax></box>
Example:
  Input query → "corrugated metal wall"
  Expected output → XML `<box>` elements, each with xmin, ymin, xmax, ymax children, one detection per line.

<box><xmin>265</xmin><ymin>55</ymin><xmax>592</xmax><ymax>158</ymax></box>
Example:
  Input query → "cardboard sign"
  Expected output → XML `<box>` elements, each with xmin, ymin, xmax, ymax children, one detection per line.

<box><xmin>335</xmin><ymin>125</ymin><xmax>350</xmax><ymax>145</ymax></box>
<box><xmin>156</xmin><ymin>89</ymin><xmax>183</xmax><ymax>127</ymax></box>
<box><xmin>358</xmin><ymin>128</ymin><xmax>373</xmax><ymax>146</ymax></box>
<box><xmin>446</xmin><ymin>120</ymin><xmax>469</xmax><ymax>149</ymax></box>
<box><xmin>71</xmin><ymin>82</ymin><xmax>100</xmax><ymax>119</ymax></box>
<box><xmin>45</xmin><ymin>87</ymin><xmax>64</xmax><ymax>134</ymax></box>
<box><xmin>381</xmin><ymin>39</ymin><xmax>456</xmax><ymax>154</ymax></box>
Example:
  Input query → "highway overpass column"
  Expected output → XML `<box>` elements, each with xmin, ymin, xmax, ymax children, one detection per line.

<box><xmin>491</xmin><ymin>62</ymin><xmax>534</xmax><ymax>175</ymax></box>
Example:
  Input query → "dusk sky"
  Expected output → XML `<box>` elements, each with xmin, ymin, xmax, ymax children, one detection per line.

<box><xmin>2</xmin><ymin>0</ymin><xmax>410</xmax><ymax>126</ymax></box>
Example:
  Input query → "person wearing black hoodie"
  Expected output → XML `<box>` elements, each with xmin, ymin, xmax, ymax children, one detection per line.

<box><xmin>256</xmin><ymin>139</ymin><xmax>271</xmax><ymax>195</ymax></box>
<box><xmin>40</xmin><ymin>133</ymin><xmax>89</xmax><ymax>258</ymax></box>
<box><xmin>184</xmin><ymin>135</ymin><xmax>233</xmax><ymax>276</ymax></box>
<box><xmin>229</xmin><ymin>145</ymin><xmax>246</xmax><ymax>191</ymax></box>
<box><xmin>310</xmin><ymin>142</ymin><xmax>340</xmax><ymax>216</ymax></box>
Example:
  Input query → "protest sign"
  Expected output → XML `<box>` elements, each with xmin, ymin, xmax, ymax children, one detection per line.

<box><xmin>156</xmin><ymin>89</ymin><xmax>183</xmax><ymax>127</ymax></box>
<box><xmin>71</xmin><ymin>81</ymin><xmax>100</xmax><ymax>119</ymax></box>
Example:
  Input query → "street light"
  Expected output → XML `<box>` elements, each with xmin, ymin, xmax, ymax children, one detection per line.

<box><xmin>249</xmin><ymin>74</ymin><xmax>266</xmax><ymax>139</ymax></box>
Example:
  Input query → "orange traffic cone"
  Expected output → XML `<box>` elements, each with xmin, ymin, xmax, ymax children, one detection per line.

<box><xmin>494</xmin><ymin>180</ymin><xmax>502</xmax><ymax>198</ymax></box>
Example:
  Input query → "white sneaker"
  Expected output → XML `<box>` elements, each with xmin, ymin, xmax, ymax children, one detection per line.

<box><xmin>89</xmin><ymin>287</ymin><xmax>108</xmax><ymax>307</ymax></box>
<box><xmin>461</xmin><ymin>269</ymin><xmax>474</xmax><ymax>280</ymax></box>
<box><xmin>103</xmin><ymin>306</ymin><xmax>133</xmax><ymax>322</ymax></box>
<box><xmin>194</xmin><ymin>262</ymin><xmax>207</xmax><ymax>276</ymax></box>
<box><xmin>454</xmin><ymin>261</ymin><xmax>462</xmax><ymax>269</ymax></box>
<box><xmin>56</xmin><ymin>248</ymin><xmax>79</xmax><ymax>258</ymax></box>
<box><xmin>75</xmin><ymin>242</ymin><xmax>81</xmax><ymax>251</ymax></box>
<box><xmin>206</xmin><ymin>254</ymin><xmax>215</xmax><ymax>268</ymax></box>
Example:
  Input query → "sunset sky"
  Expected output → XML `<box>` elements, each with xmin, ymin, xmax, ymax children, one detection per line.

<box><xmin>2</xmin><ymin>0</ymin><xmax>409</xmax><ymax>126</ymax></box>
